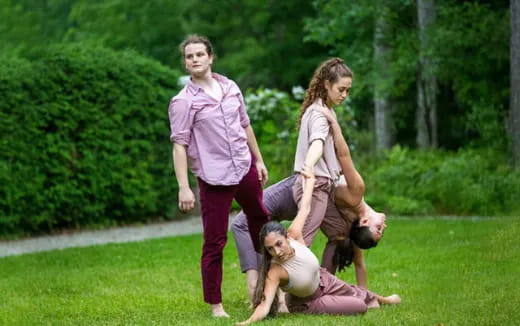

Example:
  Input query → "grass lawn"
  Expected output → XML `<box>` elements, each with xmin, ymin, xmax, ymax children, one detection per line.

<box><xmin>0</xmin><ymin>217</ymin><xmax>518</xmax><ymax>325</ymax></box>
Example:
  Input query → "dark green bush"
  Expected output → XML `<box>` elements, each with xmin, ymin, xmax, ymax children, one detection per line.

<box><xmin>0</xmin><ymin>44</ymin><xmax>181</xmax><ymax>236</ymax></box>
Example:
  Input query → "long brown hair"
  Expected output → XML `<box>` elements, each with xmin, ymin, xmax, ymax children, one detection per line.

<box><xmin>297</xmin><ymin>57</ymin><xmax>353</xmax><ymax>129</ymax></box>
<box><xmin>252</xmin><ymin>222</ymin><xmax>286</xmax><ymax>317</ymax></box>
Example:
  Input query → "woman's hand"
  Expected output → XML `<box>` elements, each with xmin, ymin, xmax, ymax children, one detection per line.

<box><xmin>178</xmin><ymin>186</ymin><xmax>195</xmax><ymax>212</ymax></box>
<box><xmin>256</xmin><ymin>161</ymin><xmax>268</xmax><ymax>186</ymax></box>
<box><xmin>300</xmin><ymin>162</ymin><xmax>314</xmax><ymax>179</ymax></box>
<box><xmin>236</xmin><ymin>318</ymin><xmax>252</xmax><ymax>325</ymax></box>
<box><xmin>315</xmin><ymin>106</ymin><xmax>337</xmax><ymax>124</ymax></box>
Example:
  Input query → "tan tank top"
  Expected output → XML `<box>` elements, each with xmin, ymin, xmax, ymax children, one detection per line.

<box><xmin>273</xmin><ymin>239</ymin><xmax>320</xmax><ymax>297</ymax></box>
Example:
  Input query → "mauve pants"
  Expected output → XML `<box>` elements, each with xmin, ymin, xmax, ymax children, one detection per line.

<box><xmin>230</xmin><ymin>175</ymin><xmax>297</xmax><ymax>273</ymax></box>
<box><xmin>197</xmin><ymin>160</ymin><xmax>269</xmax><ymax>304</ymax></box>
<box><xmin>231</xmin><ymin>175</ymin><xmax>348</xmax><ymax>274</ymax></box>
<box><xmin>292</xmin><ymin>175</ymin><xmax>334</xmax><ymax>246</ymax></box>
<box><xmin>288</xmin><ymin>268</ymin><xmax>379</xmax><ymax>315</ymax></box>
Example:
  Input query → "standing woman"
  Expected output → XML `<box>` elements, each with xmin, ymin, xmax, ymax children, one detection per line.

<box><xmin>168</xmin><ymin>35</ymin><xmax>269</xmax><ymax>318</ymax></box>
<box><xmin>293</xmin><ymin>58</ymin><xmax>353</xmax><ymax>246</ymax></box>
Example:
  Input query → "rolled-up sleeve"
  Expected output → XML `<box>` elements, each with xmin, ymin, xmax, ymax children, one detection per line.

<box><xmin>308</xmin><ymin>110</ymin><xmax>329</xmax><ymax>144</ymax></box>
<box><xmin>168</xmin><ymin>98</ymin><xmax>193</xmax><ymax>145</ymax></box>
<box><xmin>235</xmin><ymin>84</ymin><xmax>250</xmax><ymax>128</ymax></box>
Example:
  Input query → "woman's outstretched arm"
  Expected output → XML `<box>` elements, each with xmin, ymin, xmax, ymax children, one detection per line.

<box><xmin>352</xmin><ymin>246</ymin><xmax>367</xmax><ymax>288</ymax></box>
<box><xmin>287</xmin><ymin>169</ymin><xmax>315</xmax><ymax>245</ymax></box>
<box><xmin>236</xmin><ymin>265</ymin><xmax>284</xmax><ymax>325</ymax></box>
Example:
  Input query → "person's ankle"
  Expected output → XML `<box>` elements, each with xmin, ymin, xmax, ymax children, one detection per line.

<box><xmin>210</xmin><ymin>303</ymin><xmax>230</xmax><ymax>318</ymax></box>
<box><xmin>277</xmin><ymin>301</ymin><xmax>289</xmax><ymax>313</ymax></box>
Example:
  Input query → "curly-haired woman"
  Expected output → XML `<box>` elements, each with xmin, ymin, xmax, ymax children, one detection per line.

<box><xmin>292</xmin><ymin>58</ymin><xmax>353</xmax><ymax>248</ymax></box>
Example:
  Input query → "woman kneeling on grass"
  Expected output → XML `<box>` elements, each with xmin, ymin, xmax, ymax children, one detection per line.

<box><xmin>237</xmin><ymin>172</ymin><xmax>400</xmax><ymax>325</ymax></box>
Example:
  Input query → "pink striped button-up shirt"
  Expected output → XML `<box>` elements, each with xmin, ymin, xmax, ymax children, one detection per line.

<box><xmin>168</xmin><ymin>73</ymin><xmax>252</xmax><ymax>186</ymax></box>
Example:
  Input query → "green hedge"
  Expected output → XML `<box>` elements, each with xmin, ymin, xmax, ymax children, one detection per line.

<box><xmin>2</xmin><ymin>49</ymin><xmax>517</xmax><ymax>237</ymax></box>
<box><xmin>0</xmin><ymin>44</ymin><xmax>181</xmax><ymax>236</ymax></box>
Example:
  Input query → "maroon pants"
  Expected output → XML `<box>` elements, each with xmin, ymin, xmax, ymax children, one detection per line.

<box><xmin>197</xmin><ymin>162</ymin><xmax>269</xmax><ymax>304</ymax></box>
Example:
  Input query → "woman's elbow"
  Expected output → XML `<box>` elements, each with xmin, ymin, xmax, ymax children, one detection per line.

<box><xmin>352</xmin><ymin>182</ymin><xmax>365</xmax><ymax>198</ymax></box>
<box><xmin>355</xmin><ymin>262</ymin><xmax>367</xmax><ymax>272</ymax></box>
<box><xmin>287</xmin><ymin>228</ymin><xmax>302</xmax><ymax>240</ymax></box>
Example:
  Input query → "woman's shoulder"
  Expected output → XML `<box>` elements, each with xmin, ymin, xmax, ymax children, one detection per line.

<box><xmin>304</xmin><ymin>105</ymin><xmax>328</xmax><ymax>125</ymax></box>
<box><xmin>309</xmin><ymin>98</ymin><xmax>327</xmax><ymax>109</ymax></box>
<box><xmin>307</xmin><ymin>99</ymin><xmax>328</xmax><ymax>114</ymax></box>
<box><xmin>213</xmin><ymin>73</ymin><xmax>240</xmax><ymax>92</ymax></box>
<box><xmin>288</xmin><ymin>238</ymin><xmax>308</xmax><ymax>252</ymax></box>
<box><xmin>269</xmin><ymin>261</ymin><xmax>289</xmax><ymax>281</ymax></box>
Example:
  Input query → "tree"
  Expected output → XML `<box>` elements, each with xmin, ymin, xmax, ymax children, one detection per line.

<box><xmin>416</xmin><ymin>0</ymin><xmax>437</xmax><ymax>148</ymax></box>
<box><xmin>432</xmin><ymin>1</ymin><xmax>509</xmax><ymax>149</ymax></box>
<box><xmin>374</xmin><ymin>7</ymin><xmax>394</xmax><ymax>151</ymax></box>
<box><xmin>0</xmin><ymin>0</ymin><xmax>72</xmax><ymax>53</ymax></box>
<box><xmin>65</xmin><ymin>0</ymin><xmax>190</xmax><ymax>64</ymax></box>
<box><xmin>512</xmin><ymin>0</ymin><xmax>520</xmax><ymax>166</ymax></box>
<box><xmin>180</xmin><ymin>0</ymin><xmax>328</xmax><ymax>90</ymax></box>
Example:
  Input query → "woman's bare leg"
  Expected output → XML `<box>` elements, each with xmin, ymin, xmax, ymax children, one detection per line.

<box><xmin>246</xmin><ymin>269</ymin><xmax>258</xmax><ymax>306</ymax></box>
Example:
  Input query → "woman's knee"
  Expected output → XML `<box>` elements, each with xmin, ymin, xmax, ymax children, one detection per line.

<box><xmin>231</xmin><ymin>212</ymin><xmax>247</xmax><ymax>233</ymax></box>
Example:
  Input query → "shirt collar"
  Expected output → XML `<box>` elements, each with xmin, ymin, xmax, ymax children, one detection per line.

<box><xmin>186</xmin><ymin>73</ymin><xmax>229</xmax><ymax>96</ymax></box>
<box><xmin>314</xmin><ymin>98</ymin><xmax>325</xmax><ymax>107</ymax></box>
<box><xmin>313</xmin><ymin>98</ymin><xmax>335</xmax><ymax>113</ymax></box>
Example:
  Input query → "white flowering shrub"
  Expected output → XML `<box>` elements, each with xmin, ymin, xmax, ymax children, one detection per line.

<box><xmin>245</xmin><ymin>87</ymin><xmax>366</xmax><ymax>182</ymax></box>
<box><xmin>245</xmin><ymin>88</ymin><xmax>300</xmax><ymax>182</ymax></box>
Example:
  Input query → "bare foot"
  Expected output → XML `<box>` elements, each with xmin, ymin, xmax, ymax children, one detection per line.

<box><xmin>211</xmin><ymin>303</ymin><xmax>230</xmax><ymax>318</ymax></box>
<box><xmin>277</xmin><ymin>288</ymin><xmax>289</xmax><ymax>313</ymax></box>
<box><xmin>383</xmin><ymin>294</ymin><xmax>401</xmax><ymax>305</ymax></box>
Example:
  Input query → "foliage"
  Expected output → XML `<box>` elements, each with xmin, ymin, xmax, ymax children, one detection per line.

<box><xmin>245</xmin><ymin>88</ymin><xmax>300</xmax><ymax>183</ymax></box>
<box><xmin>246</xmin><ymin>87</ymin><xmax>371</xmax><ymax>183</ymax></box>
<box><xmin>245</xmin><ymin>88</ymin><xmax>519</xmax><ymax>217</ymax></box>
<box><xmin>0</xmin><ymin>218</ymin><xmax>519</xmax><ymax>325</ymax></box>
<box><xmin>0</xmin><ymin>0</ymin><xmax>516</xmax><ymax>234</ymax></box>
<box><xmin>363</xmin><ymin>146</ymin><xmax>520</xmax><ymax>216</ymax></box>
<box><xmin>178</xmin><ymin>0</ymin><xmax>330</xmax><ymax>90</ymax></box>
<box><xmin>305</xmin><ymin>0</ymin><xmax>510</xmax><ymax>150</ymax></box>
<box><xmin>64</xmin><ymin>0</ymin><xmax>189</xmax><ymax>66</ymax></box>
<box><xmin>433</xmin><ymin>1</ymin><xmax>510</xmax><ymax>148</ymax></box>
<box><xmin>305</xmin><ymin>0</ymin><xmax>418</xmax><ymax>139</ymax></box>
<box><xmin>0</xmin><ymin>0</ymin><xmax>73</xmax><ymax>54</ymax></box>
<box><xmin>0</xmin><ymin>44</ymin><xmax>181</xmax><ymax>236</ymax></box>
<box><xmin>0</xmin><ymin>0</ymin><xmax>329</xmax><ymax>91</ymax></box>
<box><xmin>0</xmin><ymin>0</ymin><xmax>513</xmax><ymax>151</ymax></box>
